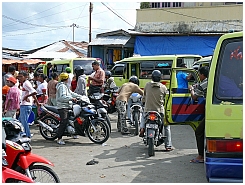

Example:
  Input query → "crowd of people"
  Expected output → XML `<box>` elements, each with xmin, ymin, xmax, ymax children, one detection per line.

<box><xmin>2</xmin><ymin>62</ymin><xmax>208</xmax><ymax>162</ymax></box>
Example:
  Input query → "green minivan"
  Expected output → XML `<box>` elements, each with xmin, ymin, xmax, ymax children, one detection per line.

<box><xmin>165</xmin><ymin>31</ymin><xmax>243</xmax><ymax>182</ymax></box>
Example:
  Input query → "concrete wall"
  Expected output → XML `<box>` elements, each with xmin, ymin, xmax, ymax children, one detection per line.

<box><xmin>135</xmin><ymin>5</ymin><xmax>243</xmax><ymax>33</ymax></box>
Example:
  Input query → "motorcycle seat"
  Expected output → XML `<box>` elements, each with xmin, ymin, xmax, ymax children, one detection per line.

<box><xmin>44</xmin><ymin>105</ymin><xmax>59</xmax><ymax>114</ymax></box>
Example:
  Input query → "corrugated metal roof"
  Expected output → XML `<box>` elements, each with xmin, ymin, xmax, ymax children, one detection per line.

<box><xmin>89</xmin><ymin>36</ymin><xmax>131</xmax><ymax>46</ymax></box>
<box><xmin>23</xmin><ymin>40</ymin><xmax>88</xmax><ymax>59</ymax></box>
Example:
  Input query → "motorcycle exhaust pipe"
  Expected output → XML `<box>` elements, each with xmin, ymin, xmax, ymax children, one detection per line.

<box><xmin>37</xmin><ymin>120</ymin><xmax>53</xmax><ymax>132</ymax></box>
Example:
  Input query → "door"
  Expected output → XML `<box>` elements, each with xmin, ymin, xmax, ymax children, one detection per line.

<box><xmin>111</xmin><ymin>63</ymin><xmax>127</xmax><ymax>87</ymax></box>
<box><xmin>165</xmin><ymin>68</ymin><xmax>205</xmax><ymax>129</ymax></box>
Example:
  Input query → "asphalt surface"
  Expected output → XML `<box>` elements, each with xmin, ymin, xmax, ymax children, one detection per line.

<box><xmin>30</xmin><ymin>113</ymin><xmax>208</xmax><ymax>183</ymax></box>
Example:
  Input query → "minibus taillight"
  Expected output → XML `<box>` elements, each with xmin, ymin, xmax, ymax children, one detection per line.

<box><xmin>207</xmin><ymin>139</ymin><xmax>243</xmax><ymax>153</ymax></box>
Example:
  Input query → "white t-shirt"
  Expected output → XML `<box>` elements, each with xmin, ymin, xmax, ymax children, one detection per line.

<box><xmin>67</xmin><ymin>73</ymin><xmax>74</xmax><ymax>89</ymax></box>
<box><xmin>20</xmin><ymin>80</ymin><xmax>37</xmax><ymax>106</ymax></box>
<box><xmin>36</xmin><ymin>81</ymin><xmax>48</xmax><ymax>95</ymax></box>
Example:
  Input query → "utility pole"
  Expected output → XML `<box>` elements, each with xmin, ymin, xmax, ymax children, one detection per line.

<box><xmin>88</xmin><ymin>2</ymin><xmax>93</xmax><ymax>57</ymax></box>
<box><xmin>70</xmin><ymin>23</ymin><xmax>79</xmax><ymax>42</ymax></box>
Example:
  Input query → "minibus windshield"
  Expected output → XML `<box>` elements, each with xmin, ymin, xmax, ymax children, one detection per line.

<box><xmin>73</xmin><ymin>60</ymin><xmax>97</xmax><ymax>75</ymax></box>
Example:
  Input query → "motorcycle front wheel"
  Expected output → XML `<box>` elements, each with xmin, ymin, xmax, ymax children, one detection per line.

<box><xmin>86</xmin><ymin>120</ymin><xmax>109</xmax><ymax>144</ymax></box>
<box><xmin>101</xmin><ymin>113</ymin><xmax>111</xmax><ymax>133</ymax></box>
<box><xmin>29</xmin><ymin>165</ymin><xmax>60</xmax><ymax>183</ymax></box>
<box><xmin>39</xmin><ymin>116</ymin><xmax>59</xmax><ymax>141</ymax></box>
<box><xmin>133</xmin><ymin>111</ymin><xmax>139</xmax><ymax>136</ymax></box>
<box><xmin>148</xmin><ymin>138</ymin><xmax>155</xmax><ymax>157</ymax></box>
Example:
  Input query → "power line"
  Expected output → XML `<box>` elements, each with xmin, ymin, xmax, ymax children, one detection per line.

<box><xmin>2</xmin><ymin>4</ymin><xmax>87</xmax><ymax>28</ymax></box>
<box><xmin>2</xmin><ymin>27</ymin><xmax>66</xmax><ymax>37</ymax></box>
<box><xmin>101</xmin><ymin>2</ymin><xmax>134</xmax><ymax>27</ymax></box>
<box><xmin>3</xmin><ymin>15</ymin><xmax>69</xmax><ymax>28</ymax></box>
<box><xmin>161</xmin><ymin>8</ymin><xmax>243</xmax><ymax>28</ymax></box>
<box><xmin>2</xmin><ymin>2</ymin><xmax>67</xmax><ymax>28</ymax></box>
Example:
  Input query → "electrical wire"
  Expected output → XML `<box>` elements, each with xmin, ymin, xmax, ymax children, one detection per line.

<box><xmin>101</xmin><ymin>2</ymin><xmax>134</xmax><ymax>27</ymax></box>
<box><xmin>2</xmin><ymin>2</ymin><xmax>67</xmax><ymax>28</ymax></box>
<box><xmin>160</xmin><ymin>8</ymin><xmax>243</xmax><ymax>28</ymax></box>
<box><xmin>3</xmin><ymin>15</ymin><xmax>70</xmax><ymax>28</ymax></box>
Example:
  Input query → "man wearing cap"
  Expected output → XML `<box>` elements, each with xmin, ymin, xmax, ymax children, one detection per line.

<box><xmin>3</xmin><ymin>76</ymin><xmax>21</xmax><ymax>118</ymax></box>
<box><xmin>88</xmin><ymin>61</ymin><xmax>105</xmax><ymax>95</ymax></box>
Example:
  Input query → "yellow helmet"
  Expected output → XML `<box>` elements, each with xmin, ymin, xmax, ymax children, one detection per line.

<box><xmin>59</xmin><ymin>72</ymin><xmax>69</xmax><ymax>81</ymax></box>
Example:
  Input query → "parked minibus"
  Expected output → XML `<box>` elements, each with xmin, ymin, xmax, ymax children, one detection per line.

<box><xmin>35</xmin><ymin>57</ymin><xmax>105</xmax><ymax>76</ymax></box>
<box><xmin>110</xmin><ymin>54</ymin><xmax>202</xmax><ymax>89</ymax></box>
<box><xmin>165</xmin><ymin>32</ymin><xmax>243</xmax><ymax>182</ymax></box>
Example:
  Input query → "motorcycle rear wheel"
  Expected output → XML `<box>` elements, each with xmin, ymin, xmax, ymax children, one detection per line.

<box><xmin>133</xmin><ymin>112</ymin><xmax>139</xmax><ymax>136</ymax></box>
<box><xmin>29</xmin><ymin>165</ymin><xmax>60</xmax><ymax>183</ymax></box>
<box><xmin>39</xmin><ymin>116</ymin><xmax>58</xmax><ymax>141</ymax></box>
<box><xmin>86</xmin><ymin>120</ymin><xmax>109</xmax><ymax>144</ymax></box>
<box><xmin>148</xmin><ymin>138</ymin><xmax>155</xmax><ymax>157</ymax></box>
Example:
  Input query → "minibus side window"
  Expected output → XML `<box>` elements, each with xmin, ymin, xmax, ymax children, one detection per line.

<box><xmin>111</xmin><ymin>66</ymin><xmax>124</xmax><ymax>76</ymax></box>
<box><xmin>155</xmin><ymin>60</ymin><xmax>172</xmax><ymax>80</ymax></box>
<box><xmin>214</xmin><ymin>38</ymin><xmax>243</xmax><ymax>103</ymax></box>
<box><xmin>140</xmin><ymin>61</ymin><xmax>154</xmax><ymax>79</ymax></box>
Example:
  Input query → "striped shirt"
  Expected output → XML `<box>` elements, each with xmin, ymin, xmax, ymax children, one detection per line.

<box><xmin>193</xmin><ymin>78</ymin><xmax>208</xmax><ymax>98</ymax></box>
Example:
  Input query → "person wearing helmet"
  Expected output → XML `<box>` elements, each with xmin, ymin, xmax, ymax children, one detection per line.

<box><xmin>104</xmin><ymin>71</ymin><xmax>116</xmax><ymax>91</ymax></box>
<box><xmin>139</xmin><ymin>70</ymin><xmax>173</xmax><ymax>151</ymax></box>
<box><xmin>74</xmin><ymin>66</ymin><xmax>87</xmax><ymax>96</ymax></box>
<box><xmin>65</xmin><ymin>67</ymin><xmax>74</xmax><ymax>89</ymax></box>
<box><xmin>116</xmin><ymin>75</ymin><xmax>143</xmax><ymax>135</ymax></box>
<box><xmin>56</xmin><ymin>72</ymin><xmax>89</xmax><ymax>145</ymax></box>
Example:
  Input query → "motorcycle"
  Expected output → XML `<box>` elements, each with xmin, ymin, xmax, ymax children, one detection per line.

<box><xmin>89</xmin><ymin>92</ymin><xmax>111</xmax><ymax>133</ymax></box>
<box><xmin>2</xmin><ymin>146</ymin><xmax>34</xmax><ymax>183</ymax></box>
<box><xmin>142</xmin><ymin>111</ymin><xmax>165</xmax><ymax>157</ymax></box>
<box><xmin>128</xmin><ymin>93</ymin><xmax>143</xmax><ymax>136</ymax></box>
<box><xmin>37</xmin><ymin>97</ymin><xmax>110</xmax><ymax>144</ymax></box>
<box><xmin>2</xmin><ymin>118</ymin><xmax>60</xmax><ymax>183</ymax></box>
<box><xmin>103</xmin><ymin>86</ymin><xmax>119</xmax><ymax>114</ymax></box>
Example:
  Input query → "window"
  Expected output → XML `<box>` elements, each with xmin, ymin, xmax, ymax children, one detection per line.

<box><xmin>53</xmin><ymin>64</ymin><xmax>69</xmax><ymax>75</ymax></box>
<box><xmin>173</xmin><ymin>2</ymin><xmax>182</xmax><ymax>7</ymax></box>
<box><xmin>162</xmin><ymin>2</ymin><xmax>171</xmax><ymax>7</ymax></box>
<box><xmin>73</xmin><ymin>60</ymin><xmax>97</xmax><ymax>75</ymax></box>
<box><xmin>111</xmin><ymin>65</ymin><xmax>125</xmax><ymax>76</ymax></box>
<box><xmin>151</xmin><ymin>2</ymin><xmax>160</xmax><ymax>8</ymax></box>
<box><xmin>215</xmin><ymin>38</ymin><xmax>243</xmax><ymax>102</ymax></box>
<box><xmin>139</xmin><ymin>60</ymin><xmax>173</xmax><ymax>80</ymax></box>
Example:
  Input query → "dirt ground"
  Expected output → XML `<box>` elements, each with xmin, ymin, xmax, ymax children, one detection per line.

<box><xmin>30</xmin><ymin>112</ymin><xmax>207</xmax><ymax>183</ymax></box>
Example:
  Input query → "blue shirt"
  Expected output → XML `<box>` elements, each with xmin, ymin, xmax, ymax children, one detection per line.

<box><xmin>176</xmin><ymin>71</ymin><xmax>188</xmax><ymax>89</ymax></box>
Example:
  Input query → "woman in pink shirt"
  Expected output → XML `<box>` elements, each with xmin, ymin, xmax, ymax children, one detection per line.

<box><xmin>3</xmin><ymin>76</ymin><xmax>20</xmax><ymax>118</ymax></box>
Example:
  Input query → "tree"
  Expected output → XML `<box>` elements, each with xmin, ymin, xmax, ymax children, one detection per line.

<box><xmin>140</xmin><ymin>2</ymin><xmax>150</xmax><ymax>9</ymax></box>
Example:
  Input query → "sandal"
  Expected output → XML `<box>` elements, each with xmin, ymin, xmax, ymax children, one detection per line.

<box><xmin>165</xmin><ymin>147</ymin><xmax>173</xmax><ymax>151</ymax></box>
<box><xmin>190</xmin><ymin>158</ymin><xmax>204</xmax><ymax>163</ymax></box>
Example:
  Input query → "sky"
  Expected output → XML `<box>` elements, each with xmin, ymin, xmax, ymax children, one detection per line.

<box><xmin>2</xmin><ymin>1</ymin><xmax>140</xmax><ymax>51</ymax></box>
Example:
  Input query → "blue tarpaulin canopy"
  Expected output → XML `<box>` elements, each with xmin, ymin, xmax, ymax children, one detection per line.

<box><xmin>134</xmin><ymin>35</ymin><xmax>220</xmax><ymax>56</ymax></box>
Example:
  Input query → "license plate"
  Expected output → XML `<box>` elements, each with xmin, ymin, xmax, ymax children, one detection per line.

<box><xmin>146</xmin><ymin>124</ymin><xmax>158</xmax><ymax>129</ymax></box>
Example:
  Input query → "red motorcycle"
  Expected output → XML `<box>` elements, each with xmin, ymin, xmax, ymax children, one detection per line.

<box><xmin>3</xmin><ymin>118</ymin><xmax>60</xmax><ymax>183</ymax></box>
<box><xmin>2</xmin><ymin>144</ymin><xmax>34</xmax><ymax>183</ymax></box>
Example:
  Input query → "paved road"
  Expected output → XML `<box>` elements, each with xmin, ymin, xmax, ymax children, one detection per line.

<box><xmin>30</xmin><ymin>113</ymin><xmax>207</xmax><ymax>183</ymax></box>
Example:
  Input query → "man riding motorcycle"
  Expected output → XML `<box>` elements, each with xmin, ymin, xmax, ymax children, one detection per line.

<box><xmin>56</xmin><ymin>72</ymin><xmax>89</xmax><ymax>145</ymax></box>
<box><xmin>116</xmin><ymin>76</ymin><xmax>143</xmax><ymax>135</ymax></box>
<box><xmin>139</xmin><ymin>70</ymin><xmax>173</xmax><ymax>151</ymax></box>
<box><xmin>104</xmin><ymin>71</ymin><xmax>116</xmax><ymax>91</ymax></box>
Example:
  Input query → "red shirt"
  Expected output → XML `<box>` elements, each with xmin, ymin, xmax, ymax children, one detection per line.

<box><xmin>71</xmin><ymin>79</ymin><xmax>77</xmax><ymax>92</ymax></box>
